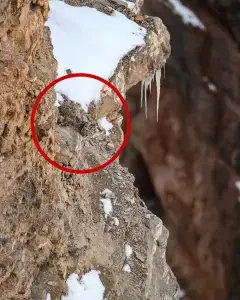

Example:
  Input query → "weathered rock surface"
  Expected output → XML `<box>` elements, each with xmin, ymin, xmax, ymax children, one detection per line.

<box><xmin>0</xmin><ymin>0</ymin><xmax>178</xmax><ymax>299</ymax></box>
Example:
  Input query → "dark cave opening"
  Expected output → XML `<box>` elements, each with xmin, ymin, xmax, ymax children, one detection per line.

<box><xmin>120</xmin><ymin>144</ymin><xmax>165</xmax><ymax>220</ymax></box>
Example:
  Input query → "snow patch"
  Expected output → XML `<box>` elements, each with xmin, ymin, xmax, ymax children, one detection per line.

<box><xmin>101</xmin><ymin>188</ymin><xmax>115</xmax><ymax>198</ymax></box>
<box><xmin>125</xmin><ymin>244</ymin><xmax>133</xmax><ymax>258</ymax></box>
<box><xmin>208</xmin><ymin>83</ymin><xmax>217</xmax><ymax>93</ymax></box>
<box><xmin>56</xmin><ymin>92</ymin><xmax>64</xmax><ymax>107</ymax></box>
<box><xmin>123</xmin><ymin>264</ymin><xmax>131</xmax><ymax>273</ymax></box>
<box><xmin>61</xmin><ymin>271</ymin><xmax>105</xmax><ymax>300</ymax></box>
<box><xmin>235</xmin><ymin>182</ymin><xmax>240</xmax><ymax>191</ymax></box>
<box><xmin>167</xmin><ymin>0</ymin><xmax>205</xmax><ymax>29</ymax></box>
<box><xmin>176</xmin><ymin>289</ymin><xmax>186</xmax><ymax>300</ymax></box>
<box><xmin>123</xmin><ymin>0</ymin><xmax>135</xmax><ymax>8</ymax></box>
<box><xmin>236</xmin><ymin>181</ymin><xmax>240</xmax><ymax>202</ymax></box>
<box><xmin>46</xmin><ymin>293</ymin><xmax>51</xmax><ymax>300</ymax></box>
<box><xmin>113</xmin><ymin>217</ymin><xmax>119</xmax><ymax>226</ymax></box>
<box><xmin>100</xmin><ymin>198</ymin><xmax>113</xmax><ymax>218</ymax></box>
<box><xmin>98</xmin><ymin>117</ymin><xmax>113</xmax><ymax>136</ymax></box>
<box><xmin>202</xmin><ymin>77</ymin><xmax>217</xmax><ymax>93</ymax></box>
<box><xmin>46</xmin><ymin>0</ymin><xmax>146</xmax><ymax>110</ymax></box>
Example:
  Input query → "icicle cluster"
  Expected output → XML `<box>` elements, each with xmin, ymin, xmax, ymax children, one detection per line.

<box><xmin>141</xmin><ymin>68</ymin><xmax>162</xmax><ymax>122</ymax></box>
<box><xmin>141</xmin><ymin>73</ymin><xmax>154</xmax><ymax>119</ymax></box>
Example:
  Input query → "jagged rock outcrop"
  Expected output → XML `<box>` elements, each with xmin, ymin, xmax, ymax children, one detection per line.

<box><xmin>0</xmin><ymin>0</ymin><xmax>178</xmax><ymax>299</ymax></box>
<box><xmin>121</xmin><ymin>0</ymin><xmax>240</xmax><ymax>299</ymax></box>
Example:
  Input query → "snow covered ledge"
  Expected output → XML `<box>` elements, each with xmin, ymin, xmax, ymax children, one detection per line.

<box><xmin>46</xmin><ymin>0</ymin><xmax>170</xmax><ymax>122</ymax></box>
<box><xmin>96</xmin><ymin>15</ymin><xmax>170</xmax><ymax>121</ymax></box>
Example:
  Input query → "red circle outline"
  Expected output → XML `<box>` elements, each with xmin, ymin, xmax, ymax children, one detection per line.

<box><xmin>30</xmin><ymin>73</ymin><xmax>131</xmax><ymax>174</ymax></box>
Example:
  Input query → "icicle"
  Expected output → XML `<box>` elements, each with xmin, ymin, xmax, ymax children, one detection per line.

<box><xmin>155</xmin><ymin>69</ymin><xmax>161</xmax><ymax>122</ymax></box>
<box><xmin>141</xmin><ymin>81</ymin><xmax>144</xmax><ymax>108</ymax></box>
<box><xmin>140</xmin><ymin>73</ymin><xmax>155</xmax><ymax>120</ymax></box>
<box><xmin>144</xmin><ymin>80</ymin><xmax>147</xmax><ymax>119</ymax></box>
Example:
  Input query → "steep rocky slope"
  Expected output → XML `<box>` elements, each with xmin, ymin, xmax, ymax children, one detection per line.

<box><xmin>0</xmin><ymin>0</ymin><xmax>178</xmax><ymax>299</ymax></box>
<box><xmin>121</xmin><ymin>0</ymin><xmax>240</xmax><ymax>299</ymax></box>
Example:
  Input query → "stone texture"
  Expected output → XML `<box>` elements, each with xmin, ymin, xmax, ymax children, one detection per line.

<box><xmin>0</xmin><ymin>0</ymin><xmax>177</xmax><ymax>300</ymax></box>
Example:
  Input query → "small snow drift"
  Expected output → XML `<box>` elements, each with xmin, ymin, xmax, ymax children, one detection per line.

<box><xmin>46</xmin><ymin>0</ymin><xmax>146</xmax><ymax>110</ymax></box>
<box><xmin>167</xmin><ymin>0</ymin><xmax>205</xmax><ymax>29</ymax></box>
<box><xmin>235</xmin><ymin>181</ymin><xmax>240</xmax><ymax>192</ymax></box>
<box><xmin>61</xmin><ymin>271</ymin><xmax>105</xmax><ymax>300</ymax></box>
<box><xmin>125</xmin><ymin>244</ymin><xmax>133</xmax><ymax>258</ymax></box>
<box><xmin>98</xmin><ymin>117</ymin><xmax>113</xmax><ymax>136</ymax></box>
<box><xmin>46</xmin><ymin>293</ymin><xmax>51</xmax><ymax>300</ymax></box>
<box><xmin>100</xmin><ymin>198</ymin><xmax>113</xmax><ymax>218</ymax></box>
<box><xmin>123</xmin><ymin>264</ymin><xmax>131</xmax><ymax>273</ymax></box>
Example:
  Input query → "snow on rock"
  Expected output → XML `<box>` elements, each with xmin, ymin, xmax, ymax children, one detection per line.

<box><xmin>56</xmin><ymin>92</ymin><xmax>64</xmax><ymax>107</ymax></box>
<box><xmin>123</xmin><ymin>264</ymin><xmax>131</xmax><ymax>273</ymax></box>
<box><xmin>208</xmin><ymin>83</ymin><xmax>217</xmax><ymax>93</ymax></box>
<box><xmin>46</xmin><ymin>293</ymin><xmax>51</xmax><ymax>300</ymax></box>
<box><xmin>46</xmin><ymin>0</ymin><xmax>146</xmax><ymax>110</ymax></box>
<box><xmin>176</xmin><ymin>289</ymin><xmax>186</xmax><ymax>300</ymax></box>
<box><xmin>101</xmin><ymin>188</ymin><xmax>115</xmax><ymax>199</ymax></box>
<box><xmin>235</xmin><ymin>182</ymin><xmax>240</xmax><ymax>202</ymax></box>
<box><xmin>100</xmin><ymin>198</ymin><xmax>113</xmax><ymax>218</ymax></box>
<box><xmin>113</xmin><ymin>217</ymin><xmax>120</xmax><ymax>226</ymax></box>
<box><xmin>125</xmin><ymin>244</ymin><xmax>133</xmax><ymax>258</ymax></box>
<box><xmin>202</xmin><ymin>77</ymin><xmax>217</xmax><ymax>93</ymax></box>
<box><xmin>123</xmin><ymin>0</ymin><xmax>135</xmax><ymax>8</ymax></box>
<box><xmin>235</xmin><ymin>182</ymin><xmax>240</xmax><ymax>191</ymax></box>
<box><xmin>61</xmin><ymin>271</ymin><xmax>105</xmax><ymax>300</ymax></box>
<box><xmin>98</xmin><ymin>117</ymin><xmax>113</xmax><ymax>136</ymax></box>
<box><xmin>167</xmin><ymin>0</ymin><xmax>205</xmax><ymax>30</ymax></box>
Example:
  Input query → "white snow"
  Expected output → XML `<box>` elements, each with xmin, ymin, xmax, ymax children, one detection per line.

<box><xmin>113</xmin><ymin>217</ymin><xmax>120</xmax><ymax>226</ymax></box>
<box><xmin>202</xmin><ymin>77</ymin><xmax>217</xmax><ymax>93</ymax></box>
<box><xmin>101</xmin><ymin>188</ymin><xmax>114</xmax><ymax>199</ymax></box>
<box><xmin>235</xmin><ymin>181</ymin><xmax>240</xmax><ymax>191</ymax></box>
<box><xmin>98</xmin><ymin>117</ymin><xmax>113</xmax><ymax>136</ymax></box>
<box><xmin>123</xmin><ymin>264</ymin><xmax>131</xmax><ymax>273</ymax></box>
<box><xmin>100</xmin><ymin>198</ymin><xmax>113</xmax><ymax>218</ymax></box>
<box><xmin>167</xmin><ymin>0</ymin><xmax>205</xmax><ymax>29</ymax></box>
<box><xmin>56</xmin><ymin>92</ymin><xmax>64</xmax><ymax>107</ymax></box>
<box><xmin>145</xmin><ymin>213</ymin><xmax>151</xmax><ymax>219</ymax></box>
<box><xmin>46</xmin><ymin>293</ymin><xmax>51</xmax><ymax>300</ymax></box>
<box><xmin>124</xmin><ymin>0</ymin><xmax>135</xmax><ymax>8</ymax></box>
<box><xmin>61</xmin><ymin>271</ymin><xmax>105</xmax><ymax>300</ymax></box>
<box><xmin>125</xmin><ymin>244</ymin><xmax>133</xmax><ymax>258</ymax></box>
<box><xmin>46</xmin><ymin>0</ymin><xmax>146</xmax><ymax>110</ymax></box>
<box><xmin>208</xmin><ymin>83</ymin><xmax>217</xmax><ymax>92</ymax></box>
<box><xmin>176</xmin><ymin>289</ymin><xmax>186</xmax><ymax>300</ymax></box>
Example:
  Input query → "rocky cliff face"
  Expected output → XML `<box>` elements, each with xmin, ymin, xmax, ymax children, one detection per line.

<box><xmin>0</xmin><ymin>0</ymin><xmax>178</xmax><ymax>299</ymax></box>
<box><xmin>121</xmin><ymin>0</ymin><xmax>240</xmax><ymax>299</ymax></box>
